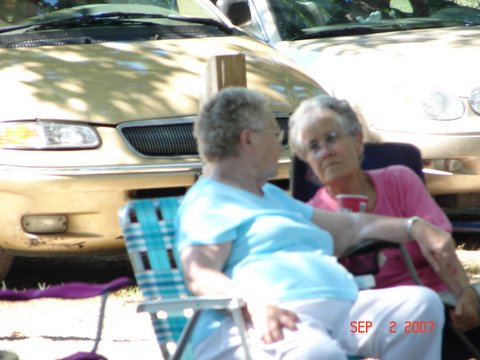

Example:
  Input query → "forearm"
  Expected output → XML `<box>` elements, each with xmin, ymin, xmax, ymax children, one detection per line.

<box><xmin>348</xmin><ymin>215</ymin><xmax>465</xmax><ymax>300</ymax></box>
<box><xmin>315</xmin><ymin>210</ymin><xmax>412</xmax><ymax>255</ymax></box>
<box><xmin>313</xmin><ymin>209</ymin><xmax>456</xmax><ymax>270</ymax></box>
<box><xmin>350</xmin><ymin>213</ymin><xmax>411</xmax><ymax>245</ymax></box>
<box><xmin>407</xmin><ymin>217</ymin><xmax>470</xmax><ymax>294</ymax></box>
<box><xmin>435</xmin><ymin>255</ymin><xmax>471</xmax><ymax>295</ymax></box>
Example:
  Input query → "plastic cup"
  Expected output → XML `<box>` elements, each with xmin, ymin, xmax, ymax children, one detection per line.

<box><xmin>336</xmin><ymin>194</ymin><xmax>369</xmax><ymax>213</ymax></box>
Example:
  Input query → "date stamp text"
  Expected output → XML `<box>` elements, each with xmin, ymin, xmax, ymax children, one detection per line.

<box><xmin>350</xmin><ymin>320</ymin><xmax>435</xmax><ymax>334</ymax></box>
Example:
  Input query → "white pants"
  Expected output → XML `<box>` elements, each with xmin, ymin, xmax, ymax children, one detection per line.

<box><xmin>195</xmin><ymin>286</ymin><xmax>444</xmax><ymax>360</ymax></box>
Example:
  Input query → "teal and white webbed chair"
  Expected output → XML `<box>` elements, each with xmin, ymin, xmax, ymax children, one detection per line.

<box><xmin>118</xmin><ymin>197</ymin><xmax>252</xmax><ymax>360</ymax></box>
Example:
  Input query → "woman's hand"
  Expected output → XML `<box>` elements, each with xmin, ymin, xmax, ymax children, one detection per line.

<box><xmin>409</xmin><ymin>218</ymin><xmax>457</xmax><ymax>273</ymax></box>
<box><xmin>245</xmin><ymin>301</ymin><xmax>300</xmax><ymax>344</ymax></box>
<box><xmin>450</xmin><ymin>287</ymin><xmax>480</xmax><ymax>332</ymax></box>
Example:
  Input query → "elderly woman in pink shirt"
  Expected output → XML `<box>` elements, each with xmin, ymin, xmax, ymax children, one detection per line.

<box><xmin>288</xmin><ymin>94</ymin><xmax>480</xmax><ymax>359</ymax></box>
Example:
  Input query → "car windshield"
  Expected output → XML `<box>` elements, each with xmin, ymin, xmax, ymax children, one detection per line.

<box><xmin>0</xmin><ymin>0</ymin><xmax>228</xmax><ymax>33</ymax></box>
<box><xmin>266</xmin><ymin>0</ymin><xmax>480</xmax><ymax>40</ymax></box>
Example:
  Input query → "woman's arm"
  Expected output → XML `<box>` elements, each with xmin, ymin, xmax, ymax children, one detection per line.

<box><xmin>181</xmin><ymin>243</ymin><xmax>233</xmax><ymax>296</ymax></box>
<box><xmin>180</xmin><ymin>243</ymin><xmax>299</xmax><ymax>343</ymax></box>
<box><xmin>311</xmin><ymin>209</ymin><xmax>413</xmax><ymax>255</ymax></box>
<box><xmin>312</xmin><ymin>209</ymin><xmax>479</xmax><ymax>329</ymax></box>
<box><xmin>400</xmin><ymin>218</ymin><xmax>479</xmax><ymax>330</ymax></box>
<box><xmin>311</xmin><ymin>209</ymin><xmax>457</xmax><ymax>273</ymax></box>
<box><xmin>438</xmin><ymin>258</ymin><xmax>480</xmax><ymax>331</ymax></box>
<box><xmin>374</xmin><ymin>166</ymin><xmax>478</xmax><ymax>329</ymax></box>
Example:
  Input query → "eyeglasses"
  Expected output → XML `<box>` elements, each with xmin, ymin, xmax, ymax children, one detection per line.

<box><xmin>253</xmin><ymin>128</ymin><xmax>285</xmax><ymax>144</ymax></box>
<box><xmin>306</xmin><ymin>130</ymin><xmax>344</xmax><ymax>156</ymax></box>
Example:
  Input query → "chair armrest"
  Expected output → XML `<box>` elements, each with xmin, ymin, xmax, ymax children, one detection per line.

<box><xmin>138</xmin><ymin>295</ymin><xmax>253</xmax><ymax>360</ymax></box>
<box><xmin>340</xmin><ymin>238</ymin><xmax>423</xmax><ymax>286</ymax></box>
<box><xmin>341</xmin><ymin>238</ymin><xmax>400</xmax><ymax>258</ymax></box>
<box><xmin>339</xmin><ymin>239</ymin><xmax>400</xmax><ymax>277</ymax></box>
<box><xmin>137</xmin><ymin>295</ymin><xmax>246</xmax><ymax>314</ymax></box>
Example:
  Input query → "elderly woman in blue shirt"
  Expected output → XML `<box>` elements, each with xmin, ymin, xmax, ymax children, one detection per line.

<box><xmin>176</xmin><ymin>87</ymin><xmax>456</xmax><ymax>359</ymax></box>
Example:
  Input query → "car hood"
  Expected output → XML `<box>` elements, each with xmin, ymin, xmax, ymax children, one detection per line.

<box><xmin>0</xmin><ymin>36</ymin><xmax>321</xmax><ymax>124</ymax></box>
<box><xmin>279</xmin><ymin>27</ymin><xmax>480</xmax><ymax>133</ymax></box>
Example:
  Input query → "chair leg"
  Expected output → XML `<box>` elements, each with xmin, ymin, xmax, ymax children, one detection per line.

<box><xmin>171</xmin><ymin>310</ymin><xmax>201</xmax><ymax>360</ymax></box>
<box><xmin>230</xmin><ymin>307</ymin><xmax>253</xmax><ymax>360</ymax></box>
<box><xmin>169</xmin><ymin>305</ymin><xmax>252</xmax><ymax>360</ymax></box>
<box><xmin>91</xmin><ymin>292</ymin><xmax>109</xmax><ymax>354</ymax></box>
<box><xmin>399</xmin><ymin>244</ymin><xmax>424</xmax><ymax>285</ymax></box>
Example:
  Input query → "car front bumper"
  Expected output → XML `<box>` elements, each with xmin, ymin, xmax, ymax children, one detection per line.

<box><xmin>0</xmin><ymin>158</ymin><xmax>291</xmax><ymax>256</ymax></box>
<box><xmin>371</xmin><ymin>129</ymin><xmax>480</xmax><ymax>196</ymax></box>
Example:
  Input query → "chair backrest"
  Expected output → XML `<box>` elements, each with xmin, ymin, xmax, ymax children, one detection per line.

<box><xmin>291</xmin><ymin>142</ymin><xmax>425</xmax><ymax>202</ymax></box>
<box><xmin>118</xmin><ymin>196</ymin><xmax>186</xmax><ymax>353</ymax></box>
<box><xmin>120</xmin><ymin>196</ymin><xmax>256</xmax><ymax>360</ymax></box>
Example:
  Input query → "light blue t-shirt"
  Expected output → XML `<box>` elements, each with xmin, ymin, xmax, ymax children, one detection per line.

<box><xmin>175</xmin><ymin>177</ymin><xmax>358</xmax><ymax>343</ymax></box>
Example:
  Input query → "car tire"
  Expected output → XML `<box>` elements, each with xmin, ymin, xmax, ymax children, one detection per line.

<box><xmin>0</xmin><ymin>248</ymin><xmax>14</xmax><ymax>281</ymax></box>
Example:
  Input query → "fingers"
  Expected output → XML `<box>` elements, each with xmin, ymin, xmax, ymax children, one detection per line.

<box><xmin>278</xmin><ymin>310</ymin><xmax>300</xmax><ymax>331</ymax></box>
<box><xmin>450</xmin><ymin>302</ymin><xmax>480</xmax><ymax>332</ymax></box>
<box><xmin>450</xmin><ymin>313</ymin><xmax>479</xmax><ymax>332</ymax></box>
<box><xmin>261</xmin><ymin>309</ymin><xmax>300</xmax><ymax>344</ymax></box>
<box><xmin>262</xmin><ymin>320</ymin><xmax>283</xmax><ymax>344</ymax></box>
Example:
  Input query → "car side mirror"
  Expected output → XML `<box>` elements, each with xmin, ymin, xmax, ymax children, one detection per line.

<box><xmin>218</xmin><ymin>0</ymin><xmax>251</xmax><ymax>27</ymax></box>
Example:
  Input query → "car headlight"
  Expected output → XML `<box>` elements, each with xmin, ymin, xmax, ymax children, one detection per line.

<box><xmin>468</xmin><ymin>88</ymin><xmax>480</xmax><ymax>115</ymax></box>
<box><xmin>421</xmin><ymin>88</ymin><xmax>465</xmax><ymax>120</ymax></box>
<box><xmin>0</xmin><ymin>121</ymin><xmax>100</xmax><ymax>149</ymax></box>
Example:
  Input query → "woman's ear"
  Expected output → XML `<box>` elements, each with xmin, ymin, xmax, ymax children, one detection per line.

<box><xmin>239</xmin><ymin>128</ymin><xmax>256</xmax><ymax>154</ymax></box>
<box><xmin>355</xmin><ymin>132</ymin><xmax>364</xmax><ymax>158</ymax></box>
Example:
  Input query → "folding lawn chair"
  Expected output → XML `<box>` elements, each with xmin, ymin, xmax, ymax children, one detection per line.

<box><xmin>118</xmin><ymin>197</ymin><xmax>252</xmax><ymax>360</ymax></box>
<box><xmin>0</xmin><ymin>276</ymin><xmax>133</xmax><ymax>360</ymax></box>
<box><xmin>118</xmin><ymin>198</ymin><xmax>383</xmax><ymax>360</ymax></box>
<box><xmin>290</xmin><ymin>141</ymin><xmax>480</xmax><ymax>358</ymax></box>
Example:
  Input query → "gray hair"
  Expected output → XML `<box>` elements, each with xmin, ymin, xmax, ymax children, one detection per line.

<box><xmin>289</xmin><ymin>95</ymin><xmax>363</xmax><ymax>160</ymax></box>
<box><xmin>195</xmin><ymin>87</ymin><xmax>270</xmax><ymax>162</ymax></box>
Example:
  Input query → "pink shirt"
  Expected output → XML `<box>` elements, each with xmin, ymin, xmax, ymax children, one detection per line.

<box><xmin>308</xmin><ymin>165</ymin><xmax>452</xmax><ymax>292</ymax></box>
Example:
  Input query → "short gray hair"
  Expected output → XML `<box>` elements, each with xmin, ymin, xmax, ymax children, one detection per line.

<box><xmin>195</xmin><ymin>87</ymin><xmax>270</xmax><ymax>162</ymax></box>
<box><xmin>289</xmin><ymin>95</ymin><xmax>363</xmax><ymax>160</ymax></box>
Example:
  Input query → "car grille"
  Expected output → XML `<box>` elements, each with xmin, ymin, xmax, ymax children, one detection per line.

<box><xmin>120</xmin><ymin>117</ymin><xmax>289</xmax><ymax>157</ymax></box>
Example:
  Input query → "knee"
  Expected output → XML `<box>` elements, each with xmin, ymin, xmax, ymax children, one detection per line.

<box><xmin>408</xmin><ymin>286</ymin><xmax>445</xmax><ymax>325</ymax></box>
<box><xmin>414</xmin><ymin>287</ymin><xmax>443</xmax><ymax>311</ymax></box>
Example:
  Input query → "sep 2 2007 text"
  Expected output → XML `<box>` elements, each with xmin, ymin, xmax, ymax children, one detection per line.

<box><xmin>350</xmin><ymin>320</ymin><xmax>435</xmax><ymax>334</ymax></box>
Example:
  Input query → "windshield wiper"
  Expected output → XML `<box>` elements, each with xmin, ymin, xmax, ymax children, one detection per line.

<box><xmin>0</xmin><ymin>12</ymin><xmax>233</xmax><ymax>34</ymax></box>
<box><xmin>291</xmin><ymin>25</ymin><xmax>392</xmax><ymax>40</ymax></box>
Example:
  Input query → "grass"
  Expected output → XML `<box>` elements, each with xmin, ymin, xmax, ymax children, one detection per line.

<box><xmin>464</xmin><ymin>263</ymin><xmax>480</xmax><ymax>281</ymax></box>
<box><xmin>456</xmin><ymin>246</ymin><xmax>480</xmax><ymax>283</ymax></box>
